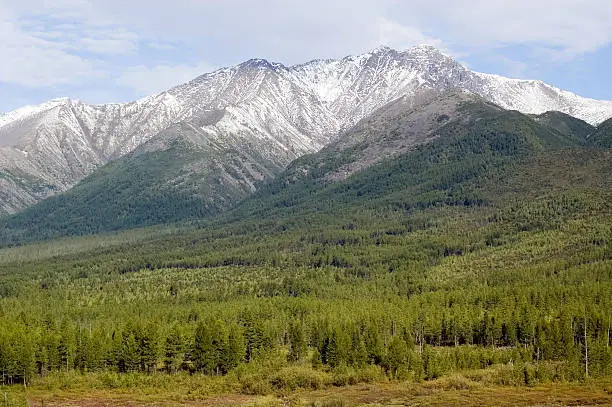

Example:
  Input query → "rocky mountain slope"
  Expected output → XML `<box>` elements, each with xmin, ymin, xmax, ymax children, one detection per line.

<box><xmin>233</xmin><ymin>91</ymin><xmax>591</xmax><ymax>221</ymax></box>
<box><xmin>0</xmin><ymin>91</ymin><xmax>596</xmax><ymax>245</ymax></box>
<box><xmin>1</xmin><ymin>45</ymin><xmax>612</xmax><ymax>215</ymax></box>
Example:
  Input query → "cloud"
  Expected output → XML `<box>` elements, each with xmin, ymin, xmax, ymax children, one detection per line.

<box><xmin>75</xmin><ymin>29</ymin><xmax>139</xmax><ymax>55</ymax></box>
<box><xmin>56</xmin><ymin>0</ymin><xmax>612</xmax><ymax>61</ymax></box>
<box><xmin>0</xmin><ymin>8</ymin><xmax>107</xmax><ymax>87</ymax></box>
<box><xmin>147</xmin><ymin>41</ymin><xmax>175</xmax><ymax>51</ymax></box>
<box><xmin>0</xmin><ymin>46</ymin><xmax>106</xmax><ymax>88</ymax></box>
<box><xmin>4</xmin><ymin>0</ymin><xmax>612</xmax><ymax>62</ymax></box>
<box><xmin>1</xmin><ymin>0</ymin><xmax>612</xmax><ymax>108</ymax></box>
<box><xmin>376</xmin><ymin>18</ymin><xmax>444</xmax><ymax>51</ymax></box>
<box><xmin>20</xmin><ymin>13</ymin><xmax>139</xmax><ymax>56</ymax></box>
<box><xmin>23</xmin><ymin>0</ymin><xmax>399</xmax><ymax>63</ymax></box>
<box><xmin>395</xmin><ymin>0</ymin><xmax>612</xmax><ymax>57</ymax></box>
<box><xmin>116</xmin><ymin>62</ymin><xmax>216</xmax><ymax>95</ymax></box>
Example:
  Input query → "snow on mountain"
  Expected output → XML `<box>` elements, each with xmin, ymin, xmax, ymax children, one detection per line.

<box><xmin>472</xmin><ymin>73</ymin><xmax>612</xmax><ymax>125</ymax></box>
<box><xmin>0</xmin><ymin>98</ymin><xmax>70</xmax><ymax>130</ymax></box>
<box><xmin>1</xmin><ymin>45</ymin><xmax>611</xmax><ymax>215</ymax></box>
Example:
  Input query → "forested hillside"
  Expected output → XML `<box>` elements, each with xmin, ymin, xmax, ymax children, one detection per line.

<box><xmin>531</xmin><ymin>111</ymin><xmax>594</xmax><ymax>142</ymax></box>
<box><xmin>0</xmin><ymin>98</ymin><xmax>610</xmax><ymax>404</ymax></box>
<box><xmin>0</xmin><ymin>95</ymin><xmax>593</xmax><ymax>248</ymax></box>
<box><xmin>0</xmin><ymin>133</ymin><xmax>282</xmax><ymax>245</ymax></box>
<box><xmin>232</xmin><ymin>99</ymin><xmax>585</xmax><ymax>220</ymax></box>
<box><xmin>590</xmin><ymin>117</ymin><xmax>612</xmax><ymax>148</ymax></box>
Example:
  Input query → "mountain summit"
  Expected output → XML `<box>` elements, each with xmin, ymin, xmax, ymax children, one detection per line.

<box><xmin>1</xmin><ymin>45</ymin><xmax>612</xmax><ymax>215</ymax></box>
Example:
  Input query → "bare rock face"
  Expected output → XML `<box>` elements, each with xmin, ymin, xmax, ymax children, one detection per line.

<box><xmin>1</xmin><ymin>45</ymin><xmax>611</xmax><ymax>215</ymax></box>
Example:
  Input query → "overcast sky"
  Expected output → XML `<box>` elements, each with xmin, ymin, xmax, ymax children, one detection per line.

<box><xmin>1</xmin><ymin>0</ymin><xmax>612</xmax><ymax>112</ymax></box>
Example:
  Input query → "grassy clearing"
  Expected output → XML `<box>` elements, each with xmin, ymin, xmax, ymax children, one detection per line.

<box><xmin>15</xmin><ymin>375</ymin><xmax>612</xmax><ymax>407</ymax></box>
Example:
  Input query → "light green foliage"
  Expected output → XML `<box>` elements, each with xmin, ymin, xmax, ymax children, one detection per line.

<box><xmin>287</xmin><ymin>321</ymin><xmax>307</xmax><ymax>362</ymax></box>
<box><xmin>384</xmin><ymin>336</ymin><xmax>409</xmax><ymax>377</ymax></box>
<box><xmin>0</xmin><ymin>110</ymin><xmax>610</xmax><ymax>391</ymax></box>
<box><xmin>164</xmin><ymin>324</ymin><xmax>186</xmax><ymax>373</ymax></box>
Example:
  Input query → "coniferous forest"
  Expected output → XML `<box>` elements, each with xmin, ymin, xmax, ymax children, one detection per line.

<box><xmin>0</xmin><ymin>105</ymin><xmax>610</xmax><ymax>406</ymax></box>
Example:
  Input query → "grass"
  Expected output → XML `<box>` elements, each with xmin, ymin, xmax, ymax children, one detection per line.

<box><xmin>15</xmin><ymin>373</ymin><xmax>612</xmax><ymax>407</ymax></box>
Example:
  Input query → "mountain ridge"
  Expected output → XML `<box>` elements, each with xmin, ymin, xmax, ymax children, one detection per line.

<box><xmin>0</xmin><ymin>90</ymin><xmax>595</xmax><ymax>246</ymax></box>
<box><xmin>1</xmin><ymin>45</ymin><xmax>612</xmax><ymax>215</ymax></box>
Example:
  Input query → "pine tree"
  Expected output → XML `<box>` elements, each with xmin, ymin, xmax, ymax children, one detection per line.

<box><xmin>192</xmin><ymin>320</ymin><xmax>227</xmax><ymax>375</ymax></box>
<box><xmin>192</xmin><ymin>322</ymin><xmax>213</xmax><ymax>374</ymax></box>
<box><xmin>349</xmin><ymin>326</ymin><xmax>368</xmax><ymax>367</ymax></box>
<box><xmin>74</xmin><ymin>330</ymin><xmax>89</xmax><ymax>372</ymax></box>
<box><xmin>364</xmin><ymin>323</ymin><xmax>384</xmax><ymax>365</ymax></box>
<box><xmin>118</xmin><ymin>332</ymin><xmax>140</xmax><ymax>373</ymax></box>
<box><xmin>287</xmin><ymin>321</ymin><xmax>307</xmax><ymax>362</ymax></box>
<box><xmin>15</xmin><ymin>332</ymin><xmax>35</xmax><ymax>385</ymax></box>
<box><xmin>164</xmin><ymin>325</ymin><xmax>185</xmax><ymax>373</ymax></box>
<box><xmin>139</xmin><ymin>322</ymin><xmax>159</xmax><ymax>373</ymax></box>
<box><xmin>241</xmin><ymin>314</ymin><xmax>271</xmax><ymax>362</ymax></box>
<box><xmin>57</xmin><ymin>320</ymin><xmax>74</xmax><ymax>372</ymax></box>
<box><xmin>384</xmin><ymin>336</ymin><xmax>408</xmax><ymax>377</ymax></box>
<box><xmin>325</xmin><ymin>328</ymin><xmax>349</xmax><ymax>368</ymax></box>
<box><xmin>210</xmin><ymin>321</ymin><xmax>227</xmax><ymax>375</ymax></box>
<box><xmin>221</xmin><ymin>324</ymin><xmax>244</xmax><ymax>373</ymax></box>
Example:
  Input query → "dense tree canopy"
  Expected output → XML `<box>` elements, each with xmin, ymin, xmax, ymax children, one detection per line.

<box><xmin>0</xmin><ymin>117</ymin><xmax>610</xmax><ymax>392</ymax></box>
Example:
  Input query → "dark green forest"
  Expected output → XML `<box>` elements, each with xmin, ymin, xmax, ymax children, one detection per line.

<box><xmin>0</xmin><ymin>105</ymin><xmax>610</xmax><ymax>398</ymax></box>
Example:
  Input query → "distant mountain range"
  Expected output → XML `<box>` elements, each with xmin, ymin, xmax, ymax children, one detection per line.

<box><xmin>1</xmin><ymin>45</ymin><xmax>612</xmax><ymax>218</ymax></box>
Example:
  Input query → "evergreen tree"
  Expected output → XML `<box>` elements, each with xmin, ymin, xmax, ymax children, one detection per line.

<box><xmin>192</xmin><ymin>322</ymin><xmax>213</xmax><ymax>374</ymax></box>
<box><xmin>57</xmin><ymin>322</ymin><xmax>74</xmax><ymax>372</ymax></box>
<box><xmin>139</xmin><ymin>322</ymin><xmax>159</xmax><ymax>373</ymax></box>
<box><xmin>15</xmin><ymin>333</ymin><xmax>36</xmax><ymax>385</ymax></box>
<box><xmin>164</xmin><ymin>325</ymin><xmax>185</xmax><ymax>373</ymax></box>
<box><xmin>364</xmin><ymin>323</ymin><xmax>384</xmax><ymax>365</ymax></box>
<box><xmin>349</xmin><ymin>326</ymin><xmax>368</xmax><ymax>367</ymax></box>
<box><xmin>118</xmin><ymin>332</ymin><xmax>140</xmax><ymax>373</ymax></box>
<box><xmin>325</xmin><ymin>327</ymin><xmax>349</xmax><ymax>368</ymax></box>
<box><xmin>221</xmin><ymin>324</ymin><xmax>245</xmax><ymax>373</ymax></box>
<box><xmin>287</xmin><ymin>321</ymin><xmax>307</xmax><ymax>362</ymax></box>
<box><xmin>192</xmin><ymin>320</ymin><xmax>227</xmax><ymax>375</ymax></box>
<box><xmin>384</xmin><ymin>336</ymin><xmax>408</xmax><ymax>377</ymax></box>
<box><xmin>241</xmin><ymin>314</ymin><xmax>271</xmax><ymax>362</ymax></box>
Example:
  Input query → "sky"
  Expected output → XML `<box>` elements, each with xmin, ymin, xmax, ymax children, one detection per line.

<box><xmin>1</xmin><ymin>0</ymin><xmax>612</xmax><ymax>113</ymax></box>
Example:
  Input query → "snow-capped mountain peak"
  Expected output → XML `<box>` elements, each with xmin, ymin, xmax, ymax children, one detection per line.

<box><xmin>0</xmin><ymin>98</ymin><xmax>72</xmax><ymax>128</ymax></box>
<box><xmin>1</xmin><ymin>45</ymin><xmax>612</xmax><ymax>215</ymax></box>
<box><xmin>240</xmin><ymin>58</ymin><xmax>287</xmax><ymax>71</ymax></box>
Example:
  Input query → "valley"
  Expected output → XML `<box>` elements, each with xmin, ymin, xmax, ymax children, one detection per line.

<box><xmin>0</xmin><ymin>46</ymin><xmax>610</xmax><ymax>406</ymax></box>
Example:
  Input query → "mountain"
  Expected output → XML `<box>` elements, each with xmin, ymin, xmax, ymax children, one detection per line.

<box><xmin>2</xmin><ymin>45</ymin><xmax>612</xmax><ymax>216</ymax></box>
<box><xmin>0</xmin><ymin>91</ymin><xmax>588</xmax><ymax>246</ymax></box>
<box><xmin>532</xmin><ymin>111</ymin><xmax>594</xmax><ymax>144</ymax></box>
<box><xmin>0</xmin><ymin>68</ymin><xmax>611</xmax><ymax>394</ymax></box>
<box><xmin>272</xmin><ymin>90</ymin><xmax>521</xmax><ymax>184</ymax></box>
<box><xmin>0</xmin><ymin>94</ymin><xmax>186</xmax><ymax>214</ymax></box>
<box><xmin>589</xmin><ymin>117</ymin><xmax>612</xmax><ymax>148</ymax></box>
<box><xmin>234</xmin><ymin>92</ymin><xmax>586</xmax><ymax>220</ymax></box>
<box><xmin>0</xmin><ymin>122</ymin><xmax>285</xmax><ymax>242</ymax></box>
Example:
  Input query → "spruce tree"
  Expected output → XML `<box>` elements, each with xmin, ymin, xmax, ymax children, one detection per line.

<box><xmin>164</xmin><ymin>325</ymin><xmax>185</xmax><ymax>373</ymax></box>
<box><xmin>221</xmin><ymin>324</ymin><xmax>245</xmax><ymax>373</ymax></box>
<box><xmin>287</xmin><ymin>321</ymin><xmax>307</xmax><ymax>362</ymax></box>
<box><xmin>384</xmin><ymin>336</ymin><xmax>408</xmax><ymax>377</ymax></box>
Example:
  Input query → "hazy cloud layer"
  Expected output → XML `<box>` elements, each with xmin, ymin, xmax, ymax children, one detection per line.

<box><xmin>1</xmin><ymin>0</ymin><xmax>611</xmax><ymax>110</ymax></box>
<box><xmin>116</xmin><ymin>62</ymin><xmax>215</xmax><ymax>95</ymax></box>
